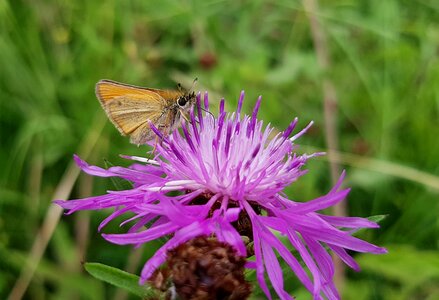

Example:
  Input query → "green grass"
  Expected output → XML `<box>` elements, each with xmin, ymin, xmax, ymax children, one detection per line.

<box><xmin>1</xmin><ymin>0</ymin><xmax>438</xmax><ymax>299</ymax></box>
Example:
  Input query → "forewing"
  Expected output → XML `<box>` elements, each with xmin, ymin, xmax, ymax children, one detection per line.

<box><xmin>96</xmin><ymin>80</ymin><xmax>166</xmax><ymax>138</ymax></box>
<box><xmin>96</xmin><ymin>80</ymin><xmax>168</xmax><ymax>105</ymax></box>
<box><xmin>152</xmin><ymin>89</ymin><xmax>184</xmax><ymax>101</ymax></box>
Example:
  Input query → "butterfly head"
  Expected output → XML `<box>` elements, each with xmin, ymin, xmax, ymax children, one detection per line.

<box><xmin>176</xmin><ymin>78</ymin><xmax>197</xmax><ymax>112</ymax></box>
<box><xmin>177</xmin><ymin>91</ymin><xmax>196</xmax><ymax>111</ymax></box>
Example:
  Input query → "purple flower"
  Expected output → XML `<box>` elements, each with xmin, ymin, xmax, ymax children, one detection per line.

<box><xmin>56</xmin><ymin>91</ymin><xmax>386</xmax><ymax>300</ymax></box>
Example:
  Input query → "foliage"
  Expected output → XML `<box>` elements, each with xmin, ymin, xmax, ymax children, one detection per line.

<box><xmin>84</xmin><ymin>263</ymin><xmax>159</xmax><ymax>298</ymax></box>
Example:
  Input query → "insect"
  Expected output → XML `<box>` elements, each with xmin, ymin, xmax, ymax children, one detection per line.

<box><xmin>95</xmin><ymin>79</ymin><xmax>196</xmax><ymax>145</ymax></box>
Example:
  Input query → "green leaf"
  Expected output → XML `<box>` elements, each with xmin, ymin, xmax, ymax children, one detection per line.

<box><xmin>84</xmin><ymin>262</ymin><xmax>159</xmax><ymax>298</ymax></box>
<box><xmin>366</xmin><ymin>214</ymin><xmax>388</xmax><ymax>224</ymax></box>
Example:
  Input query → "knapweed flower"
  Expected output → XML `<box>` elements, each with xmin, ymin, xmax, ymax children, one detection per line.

<box><xmin>56</xmin><ymin>91</ymin><xmax>387</xmax><ymax>300</ymax></box>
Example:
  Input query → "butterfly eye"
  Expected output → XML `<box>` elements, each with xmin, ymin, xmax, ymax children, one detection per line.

<box><xmin>177</xmin><ymin>97</ymin><xmax>188</xmax><ymax>107</ymax></box>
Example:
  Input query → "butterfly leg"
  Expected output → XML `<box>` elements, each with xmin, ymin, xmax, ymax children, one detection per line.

<box><xmin>151</xmin><ymin>135</ymin><xmax>160</xmax><ymax>154</ymax></box>
<box><xmin>151</xmin><ymin>124</ymin><xmax>171</xmax><ymax>154</ymax></box>
<box><xmin>181</xmin><ymin>112</ymin><xmax>191</xmax><ymax>124</ymax></box>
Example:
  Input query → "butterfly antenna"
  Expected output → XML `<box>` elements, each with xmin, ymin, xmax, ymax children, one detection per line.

<box><xmin>177</xmin><ymin>83</ymin><xmax>183</xmax><ymax>92</ymax></box>
<box><xmin>189</xmin><ymin>77</ymin><xmax>198</xmax><ymax>93</ymax></box>
<box><xmin>200</xmin><ymin>107</ymin><xmax>216</xmax><ymax>126</ymax></box>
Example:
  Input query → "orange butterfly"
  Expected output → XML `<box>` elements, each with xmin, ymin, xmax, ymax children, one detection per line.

<box><xmin>95</xmin><ymin>79</ymin><xmax>196</xmax><ymax>145</ymax></box>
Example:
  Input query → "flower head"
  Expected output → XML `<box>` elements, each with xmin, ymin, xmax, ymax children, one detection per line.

<box><xmin>56</xmin><ymin>91</ymin><xmax>386</xmax><ymax>300</ymax></box>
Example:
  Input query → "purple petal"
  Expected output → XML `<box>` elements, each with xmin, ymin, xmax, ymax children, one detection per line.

<box><xmin>261</xmin><ymin>242</ymin><xmax>293</xmax><ymax>300</ymax></box>
<box><xmin>287</xmin><ymin>188</ymin><xmax>350</xmax><ymax>214</ymax></box>
<box><xmin>236</xmin><ymin>90</ymin><xmax>245</xmax><ymax>114</ymax></box>
<box><xmin>282</xmin><ymin>118</ymin><xmax>298</xmax><ymax>138</ymax></box>
<box><xmin>295</xmin><ymin>220</ymin><xmax>387</xmax><ymax>254</ymax></box>
<box><xmin>252</xmin><ymin>229</ymin><xmax>272</xmax><ymax>300</ymax></box>
<box><xmin>213</xmin><ymin>218</ymin><xmax>246</xmax><ymax>256</ymax></box>
<box><xmin>245</xmin><ymin>261</ymin><xmax>257</xmax><ymax>269</ymax></box>
<box><xmin>248</xmin><ymin>95</ymin><xmax>262</xmax><ymax>136</ymax></box>
<box><xmin>328</xmin><ymin>245</ymin><xmax>361</xmax><ymax>271</ymax></box>
<box><xmin>181</xmin><ymin>120</ymin><xmax>196</xmax><ymax>152</ymax></box>
<box><xmin>303</xmin><ymin>236</ymin><xmax>340</xmax><ymax>300</ymax></box>
<box><xmin>203</xmin><ymin>91</ymin><xmax>209</xmax><ymax>110</ymax></box>
<box><xmin>189</xmin><ymin>106</ymin><xmax>200</xmax><ymax>144</ymax></box>
<box><xmin>290</xmin><ymin>121</ymin><xmax>313</xmax><ymax>141</ymax></box>
<box><xmin>286</xmin><ymin>228</ymin><xmax>322</xmax><ymax>298</ymax></box>
<box><xmin>219</xmin><ymin>98</ymin><xmax>225</xmax><ymax>114</ymax></box>
<box><xmin>98</xmin><ymin>206</ymin><xmax>132</xmax><ymax>231</ymax></box>
<box><xmin>319</xmin><ymin>215</ymin><xmax>380</xmax><ymax>229</ymax></box>
<box><xmin>257</xmin><ymin>217</ymin><xmax>314</xmax><ymax>292</ymax></box>
<box><xmin>196</xmin><ymin>92</ymin><xmax>203</xmax><ymax>129</ymax></box>
<box><xmin>73</xmin><ymin>155</ymin><xmax>113</xmax><ymax>177</ymax></box>
<box><xmin>103</xmin><ymin>222</ymin><xmax>179</xmax><ymax>245</ymax></box>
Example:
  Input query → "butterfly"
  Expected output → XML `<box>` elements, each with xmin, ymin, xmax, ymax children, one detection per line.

<box><xmin>95</xmin><ymin>79</ymin><xmax>196</xmax><ymax>145</ymax></box>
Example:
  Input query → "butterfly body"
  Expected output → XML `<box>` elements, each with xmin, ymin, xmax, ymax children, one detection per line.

<box><xmin>95</xmin><ymin>79</ymin><xmax>196</xmax><ymax>145</ymax></box>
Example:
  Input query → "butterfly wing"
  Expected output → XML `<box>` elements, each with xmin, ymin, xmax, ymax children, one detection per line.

<box><xmin>128</xmin><ymin>108</ymin><xmax>178</xmax><ymax>145</ymax></box>
<box><xmin>96</xmin><ymin>80</ymin><xmax>169</xmax><ymax>144</ymax></box>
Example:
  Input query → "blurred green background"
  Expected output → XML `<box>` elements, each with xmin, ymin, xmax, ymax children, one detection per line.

<box><xmin>1</xmin><ymin>0</ymin><xmax>438</xmax><ymax>299</ymax></box>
